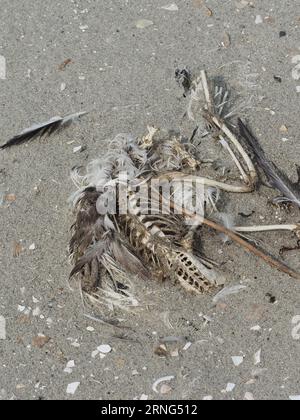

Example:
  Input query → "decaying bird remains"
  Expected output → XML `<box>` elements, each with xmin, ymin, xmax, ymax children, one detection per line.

<box><xmin>1</xmin><ymin>69</ymin><xmax>300</xmax><ymax>314</ymax></box>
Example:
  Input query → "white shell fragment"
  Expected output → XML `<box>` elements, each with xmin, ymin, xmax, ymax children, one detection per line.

<box><xmin>152</xmin><ymin>376</ymin><xmax>175</xmax><ymax>394</ymax></box>
<box><xmin>161</xmin><ymin>3</ymin><xmax>178</xmax><ymax>11</ymax></box>
<box><xmin>213</xmin><ymin>285</ymin><xmax>247</xmax><ymax>303</ymax></box>
<box><xmin>244</xmin><ymin>392</ymin><xmax>255</xmax><ymax>400</ymax></box>
<box><xmin>32</xmin><ymin>307</ymin><xmax>41</xmax><ymax>317</ymax></box>
<box><xmin>232</xmin><ymin>356</ymin><xmax>244</xmax><ymax>366</ymax></box>
<box><xmin>250</xmin><ymin>325</ymin><xmax>261</xmax><ymax>332</ymax></box>
<box><xmin>64</xmin><ymin>360</ymin><xmax>75</xmax><ymax>374</ymax></box>
<box><xmin>66</xmin><ymin>382</ymin><xmax>80</xmax><ymax>395</ymax></box>
<box><xmin>183</xmin><ymin>342</ymin><xmax>192</xmax><ymax>351</ymax></box>
<box><xmin>97</xmin><ymin>344</ymin><xmax>112</xmax><ymax>354</ymax></box>
<box><xmin>255</xmin><ymin>15</ymin><xmax>263</xmax><ymax>24</ymax></box>
<box><xmin>86</xmin><ymin>326</ymin><xmax>95</xmax><ymax>332</ymax></box>
<box><xmin>0</xmin><ymin>316</ymin><xmax>6</xmax><ymax>340</ymax></box>
<box><xmin>289</xmin><ymin>395</ymin><xmax>300</xmax><ymax>401</ymax></box>
<box><xmin>291</xmin><ymin>56</ymin><xmax>300</xmax><ymax>80</ymax></box>
<box><xmin>136</xmin><ymin>19</ymin><xmax>154</xmax><ymax>29</ymax></box>
<box><xmin>225</xmin><ymin>383</ymin><xmax>236</xmax><ymax>392</ymax></box>
<box><xmin>254</xmin><ymin>349</ymin><xmax>262</xmax><ymax>366</ymax></box>
<box><xmin>29</xmin><ymin>243</ymin><xmax>36</xmax><ymax>250</ymax></box>
<box><xmin>73</xmin><ymin>146</ymin><xmax>83</xmax><ymax>153</ymax></box>
<box><xmin>291</xmin><ymin>316</ymin><xmax>300</xmax><ymax>340</ymax></box>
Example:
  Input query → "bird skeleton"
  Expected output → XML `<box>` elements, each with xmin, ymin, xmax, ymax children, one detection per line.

<box><xmin>1</xmin><ymin>70</ymin><xmax>300</xmax><ymax>314</ymax></box>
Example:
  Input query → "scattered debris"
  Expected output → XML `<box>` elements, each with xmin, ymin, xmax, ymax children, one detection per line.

<box><xmin>86</xmin><ymin>326</ymin><xmax>95</xmax><ymax>332</ymax></box>
<box><xmin>32</xmin><ymin>307</ymin><xmax>41</xmax><ymax>317</ymax></box>
<box><xmin>152</xmin><ymin>376</ymin><xmax>175</xmax><ymax>394</ymax></box>
<box><xmin>289</xmin><ymin>395</ymin><xmax>300</xmax><ymax>401</ymax></box>
<box><xmin>291</xmin><ymin>316</ymin><xmax>300</xmax><ymax>340</ymax></box>
<box><xmin>279</xmin><ymin>125</ymin><xmax>288</xmax><ymax>133</ymax></box>
<box><xmin>160</xmin><ymin>384</ymin><xmax>172</xmax><ymax>395</ymax></box>
<box><xmin>60</xmin><ymin>82</ymin><xmax>66</xmax><ymax>91</ymax></box>
<box><xmin>291</xmin><ymin>56</ymin><xmax>300</xmax><ymax>80</ymax></box>
<box><xmin>225</xmin><ymin>383</ymin><xmax>236</xmax><ymax>393</ymax></box>
<box><xmin>213</xmin><ymin>285</ymin><xmax>247</xmax><ymax>303</ymax></box>
<box><xmin>5</xmin><ymin>193</ymin><xmax>16</xmax><ymax>202</ymax></box>
<box><xmin>254</xmin><ymin>349</ymin><xmax>262</xmax><ymax>366</ymax></box>
<box><xmin>244</xmin><ymin>392</ymin><xmax>255</xmax><ymax>400</ymax></box>
<box><xmin>64</xmin><ymin>360</ymin><xmax>75</xmax><ymax>374</ymax></box>
<box><xmin>161</xmin><ymin>4</ymin><xmax>178</xmax><ymax>11</ymax></box>
<box><xmin>255</xmin><ymin>15</ymin><xmax>263</xmax><ymax>24</ymax></box>
<box><xmin>266</xmin><ymin>293</ymin><xmax>277</xmax><ymax>304</ymax></box>
<box><xmin>279</xmin><ymin>31</ymin><xmax>287</xmax><ymax>37</ymax></box>
<box><xmin>32</xmin><ymin>335</ymin><xmax>50</xmax><ymax>348</ymax></box>
<box><xmin>183</xmin><ymin>342</ymin><xmax>192</xmax><ymax>351</ymax></box>
<box><xmin>0</xmin><ymin>316</ymin><xmax>6</xmax><ymax>340</ymax></box>
<box><xmin>13</xmin><ymin>241</ymin><xmax>23</xmax><ymax>258</ymax></box>
<box><xmin>221</xmin><ymin>32</ymin><xmax>231</xmax><ymax>48</ymax></box>
<box><xmin>250</xmin><ymin>325</ymin><xmax>261</xmax><ymax>332</ymax></box>
<box><xmin>204</xmin><ymin>6</ymin><xmax>213</xmax><ymax>16</ymax></box>
<box><xmin>154</xmin><ymin>344</ymin><xmax>168</xmax><ymax>357</ymax></box>
<box><xmin>274</xmin><ymin>75</ymin><xmax>282</xmax><ymax>83</ymax></box>
<box><xmin>58</xmin><ymin>59</ymin><xmax>72</xmax><ymax>71</ymax></box>
<box><xmin>66</xmin><ymin>382</ymin><xmax>80</xmax><ymax>395</ymax></box>
<box><xmin>73</xmin><ymin>145</ymin><xmax>85</xmax><ymax>153</ymax></box>
<box><xmin>135</xmin><ymin>19</ymin><xmax>154</xmax><ymax>29</ymax></box>
<box><xmin>97</xmin><ymin>344</ymin><xmax>112</xmax><ymax>354</ymax></box>
<box><xmin>0</xmin><ymin>112</ymin><xmax>88</xmax><ymax>150</ymax></box>
<box><xmin>232</xmin><ymin>356</ymin><xmax>244</xmax><ymax>367</ymax></box>
<box><xmin>29</xmin><ymin>243</ymin><xmax>36</xmax><ymax>251</ymax></box>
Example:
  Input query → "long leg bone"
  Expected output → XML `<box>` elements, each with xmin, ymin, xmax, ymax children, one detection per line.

<box><xmin>235</xmin><ymin>224</ymin><xmax>300</xmax><ymax>236</ymax></box>
<box><xmin>200</xmin><ymin>70</ymin><xmax>258</xmax><ymax>188</ymax></box>
<box><xmin>165</xmin><ymin>195</ymin><xmax>300</xmax><ymax>280</ymax></box>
